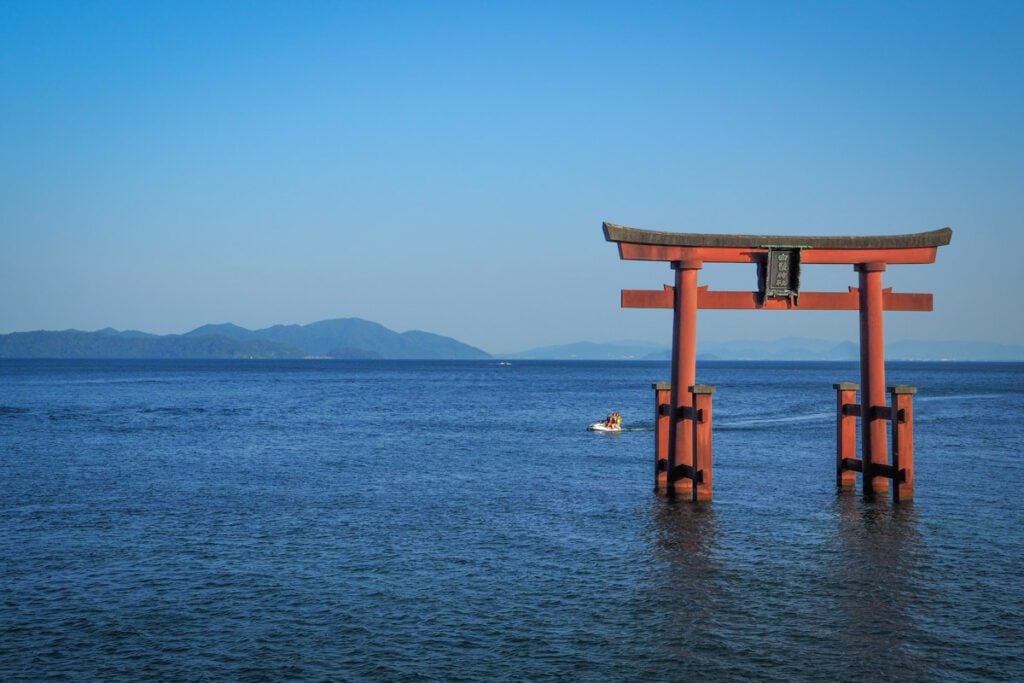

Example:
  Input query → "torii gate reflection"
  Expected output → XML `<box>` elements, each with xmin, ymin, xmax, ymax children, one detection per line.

<box><xmin>604</xmin><ymin>223</ymin><xmax>952</xmax><ymax>503</ymax></box>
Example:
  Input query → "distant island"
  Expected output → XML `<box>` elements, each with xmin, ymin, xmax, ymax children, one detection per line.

<box><xmin>0</xmin><ymin>318</ymin><xmax>491</xmax><ymax>360</ymax></box>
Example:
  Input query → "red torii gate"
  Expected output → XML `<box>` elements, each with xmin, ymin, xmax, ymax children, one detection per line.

<box><xmin>604</xmin><ymin>222</ymin><xmax>952</xmax><ymax>503</ymax></box>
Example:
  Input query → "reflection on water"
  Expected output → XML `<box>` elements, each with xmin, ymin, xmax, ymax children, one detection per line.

<box><xmin>639</xmin><ymin>501</ymin><xmax>724</xmax><ymax>676</ymax></box>
<box><xmin>650</xmin><ymin>499</ymin><xmax>720</xmax><ymax>565</ymax></box>
<box><xmin>635</xmin><ymin>494</ymin><xmax>938</xmax><ymax>679</ymax></box>
<box><xmin>649</xmin><ymin>501</ymin><xmax>721</xmax><ymax>629</ymax></box>
<box><xmin>830</xmin><ymin>492</ymin><xmax>930</xmax><ymax>680</ymax></box>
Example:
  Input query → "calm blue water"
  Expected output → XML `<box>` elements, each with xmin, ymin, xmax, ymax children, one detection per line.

<box><xmin>2</xmin><ymin>359</ymin><xmax>1023</xmax><ymax>681</ymax></box>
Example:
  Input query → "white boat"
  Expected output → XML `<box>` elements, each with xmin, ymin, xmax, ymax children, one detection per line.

<box><xmin>588</xmin><ymin>421</ymin><xmax>622</xmax><ymax>433</ymax></box>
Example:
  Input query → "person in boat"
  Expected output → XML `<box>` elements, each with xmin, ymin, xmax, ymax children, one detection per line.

<box><xmin>605</xmin><ymin>413</ymin><xmax>614</xmax><ymax>429</ymax></box>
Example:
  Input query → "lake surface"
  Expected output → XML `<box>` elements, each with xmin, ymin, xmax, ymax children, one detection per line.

<box><xmin>2</xmin><ymin>359</ymin><xmax>1023</xmax><ymax>680</ymax></box>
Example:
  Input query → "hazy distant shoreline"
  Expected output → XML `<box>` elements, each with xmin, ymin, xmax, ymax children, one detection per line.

<box><xmin>2</xmin><ymin>320</ymin><xmax>1022</xmax><ymax>361</ymax></box>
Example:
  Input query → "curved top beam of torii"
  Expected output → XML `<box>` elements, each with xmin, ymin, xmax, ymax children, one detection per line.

<box><xmin>604</xmin><ymin>223</ymin><xmax>952</xmax><ymax>251</ymax></box>
<box><xmin>603</xmin><ymin>222</ymin><xmax>952</xmax><ymax>265</ymax></box>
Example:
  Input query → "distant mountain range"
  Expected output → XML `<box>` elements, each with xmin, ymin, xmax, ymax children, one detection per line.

<box><xmin>0</xmin><ymin>319</ymin><xmax>490</xmax><ymax>360</ymax></box>
<box><xmin>4</xmin><ymin>323</ymin><xmax>1021</xmax><ymax>362</ymax></box>
<box><xmin>505</xmin><ymin>337</ymin><xmax>1024</xmax><ymax>362</ymax></box>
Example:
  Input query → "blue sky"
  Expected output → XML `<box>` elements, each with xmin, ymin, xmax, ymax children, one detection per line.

<box><xmin>2</xmin><ymin>1</ymin><xmax>1021</xmax><ymax>353</ymax></box>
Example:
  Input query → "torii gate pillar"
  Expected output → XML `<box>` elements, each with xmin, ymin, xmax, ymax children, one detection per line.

<box><xmin>858</xmin><ymin>261</ymin><xmax>889</xmax><ymax>494</ymax></box>
<box><xmin>667</xmin><ymin>260</ymin><xmax>701</xmax><ymax>499</ymax></box>
<box><xmin>605</xmin><ymin>222</ymin><xmax>951</xmax><ymax>503</ymax></box>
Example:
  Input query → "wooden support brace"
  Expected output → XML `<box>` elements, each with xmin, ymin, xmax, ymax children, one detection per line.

<box><xmin>890</xmin><ymin>385</ymin><xmax>917</xmax><ymax>502</ymax></box>
<box><xmin>622</xmin><ymin>286</ymin><xmax>933</xmax><ymax>311</ymax></box>
<box><xmin>691</xmin><ymin>385</ymin><xmax>715</xmax><ymax>501</ymax></box>
<box><xmin>840</xmin><ymin>458</ymin><xmax>906</xmax><ymax>482</ymax></box>
<box><xmin>675</xmin><ymin>406</ymin><xmax>702</xmax><ymax>422</ymax></box>
<box><xmin>667</xmin><ymin>463</ymin><xmax>703</xmax><ymax>484</ymax></box>
<box><xmin>835</xmin><ymin>383</ymin><xmax>859</xmax><ymax>489</ymax></box>
<box><xmin>867</xmin><ymin>463</ymin><xmax>907</xmax><ymax>482</ymax></box>
<box><xmin>661</xmin><ymin>385</ymin><xmax>716</xmax><ymax>501</ymax></box>
<box><xmin>870</xmin><ymin>405</ymin><xmax>894</xmax><ymax>421</ymax></box>
<box><xmin>867</xmin><ymin>405</ymin><xmax>908</xmax><ymax>422</ymax></box>
<box><xmin>652</xmin><ymin>382</ymin><xmax>671</xmax><ymax>495</ymax></box>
